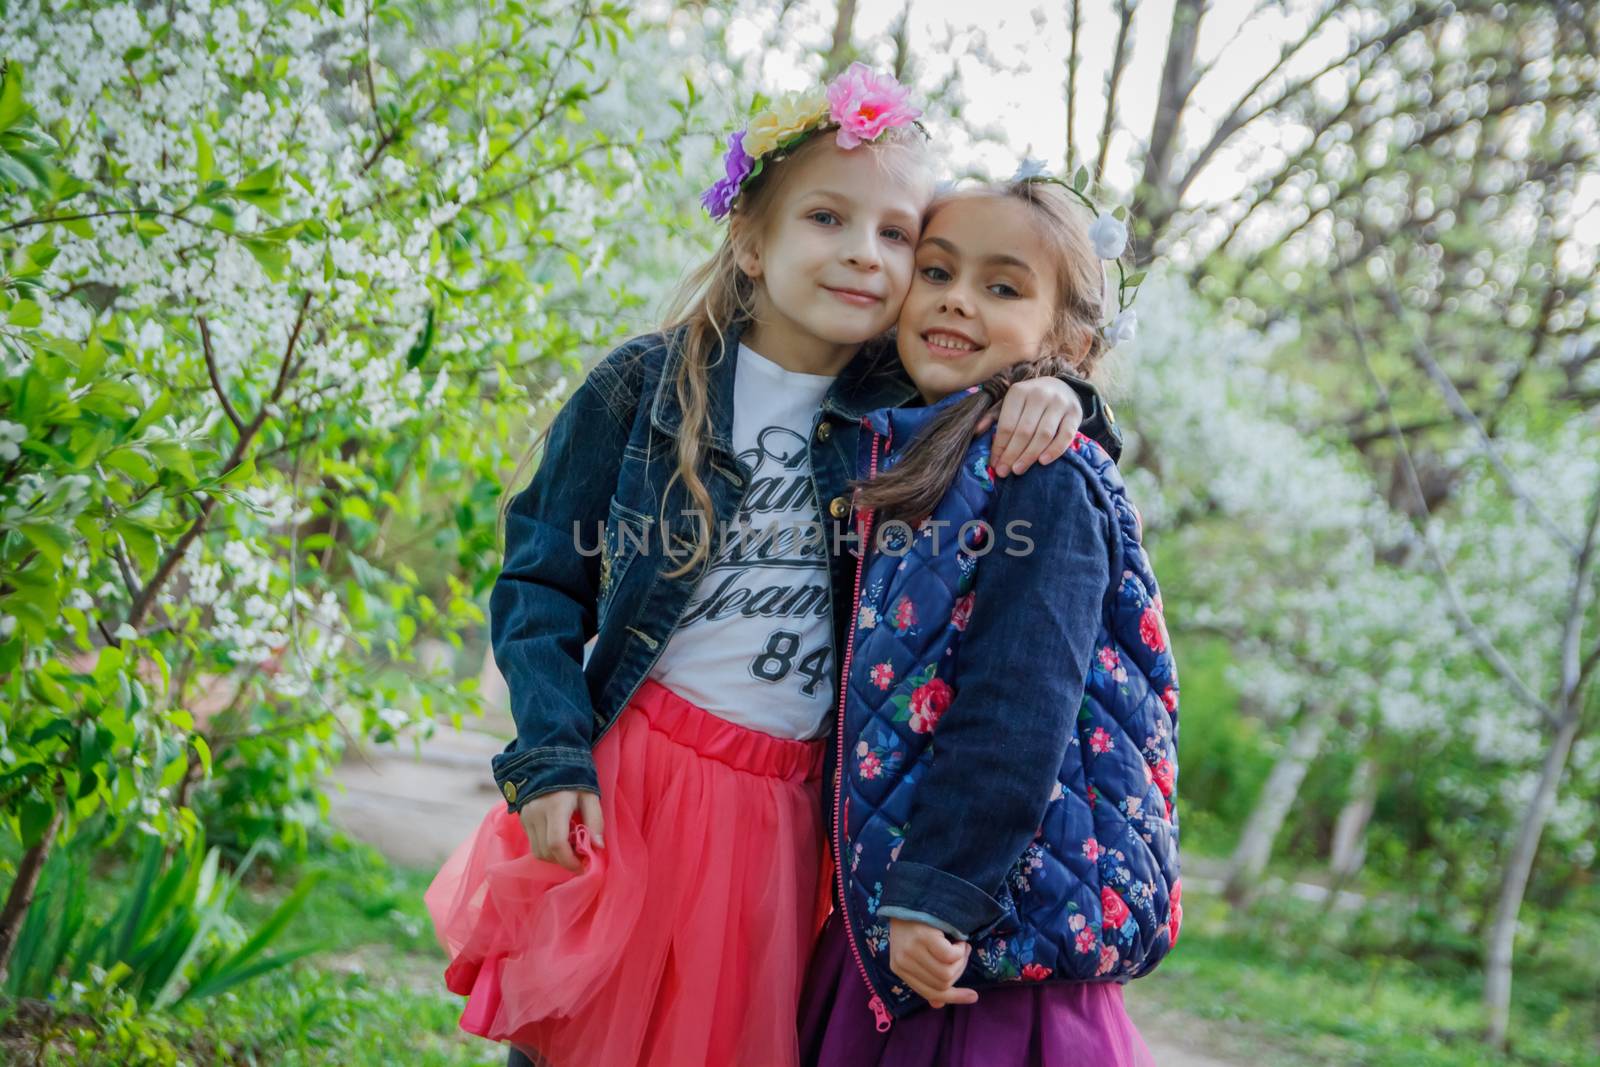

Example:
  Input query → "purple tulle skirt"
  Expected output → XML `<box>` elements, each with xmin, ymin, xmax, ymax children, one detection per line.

<box><xmin>799</xmin><ymin>917</ymin><xmax>1158</xmax><ymax>1067</ymax></box>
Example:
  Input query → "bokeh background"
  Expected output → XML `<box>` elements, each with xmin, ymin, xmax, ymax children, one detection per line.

<box><xmin>1</xmin><ymin>1</ymin><xmax>1596</xmax><ymax>1063</ymax></box>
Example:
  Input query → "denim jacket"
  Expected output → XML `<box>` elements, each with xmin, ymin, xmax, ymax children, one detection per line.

<box><xmin>488</xmin><ymin>322</ymin><xmax>1123</xmax><ymax>810</ymax></box>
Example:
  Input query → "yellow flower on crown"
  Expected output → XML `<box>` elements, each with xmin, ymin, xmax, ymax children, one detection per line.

<box><xmin>742</xmin><ymin>89</ymin><xmax>830</xmax><ymax>159</ymax></box>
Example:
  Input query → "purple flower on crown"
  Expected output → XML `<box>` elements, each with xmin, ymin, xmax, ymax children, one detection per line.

<box><xmin>700</xmin><ymin>130</ymin><xmax>754</xmax><ymax>221</ymax></box>
<box><xmin>700</xmin><ymin>66</ymin><xmax>922</xmax><ymax>219</ymax></box>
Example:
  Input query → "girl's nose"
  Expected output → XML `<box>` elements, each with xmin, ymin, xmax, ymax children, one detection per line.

<box><xmin>843</xmin><ymin>233</ymin><xmax>882</xmax><ymax>272</ymax></box>
<box><xmin>939</xmin><ymin>289</ymin><xmax>975</xmax><ymax>317</ymax></box>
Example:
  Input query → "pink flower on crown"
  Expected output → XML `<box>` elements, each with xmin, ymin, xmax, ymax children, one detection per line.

<box><xmin>826</xmin><ymin>63</ymin><xmax>922</xmax><ymax>150</ymax></box>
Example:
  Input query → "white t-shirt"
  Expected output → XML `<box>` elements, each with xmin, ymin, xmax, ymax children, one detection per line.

<box><xmin>647</xmin><ymin>343</ymin><xmax>837</xmax><ymax>739</ymax></box>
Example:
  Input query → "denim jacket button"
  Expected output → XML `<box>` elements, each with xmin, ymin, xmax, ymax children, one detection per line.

<box><xmin>816</xmin><ymin>421</ymin><xmax>833</xmax><ymax>442</ymax></box>
<box><xmin>828</xmin><ymin>495</ymin><xmax>850</xmax><ymax>519</ymax></box>
<box><xmin>501</xmin><ymin>780</ymin><xmax>518</xmax><ymax>805</ymax></box>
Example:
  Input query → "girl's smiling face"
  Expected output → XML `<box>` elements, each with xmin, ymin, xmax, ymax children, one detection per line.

<box><xmin>736</xmin><ymin>139</ymin><xmax>929</xmax><ymax>373</ymax></box>
<box><xmin>896</xmin><ymin>195</ymin><xmax>1060</xmax><ymax>403</ymax></box>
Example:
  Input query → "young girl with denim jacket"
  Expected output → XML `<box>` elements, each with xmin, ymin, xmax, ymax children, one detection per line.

<box><xmin>424</xmin><ymin>67</ymin><xmax>1121</xmax><ymax>1067</ymax></box>
<box><xmin>800</xmin><ymin>177</ymin><xmax>1179</xmax><ymax>1067</ymax></box>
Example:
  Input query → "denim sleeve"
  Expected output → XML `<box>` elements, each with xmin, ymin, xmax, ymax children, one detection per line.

<box><xmin>489</xmin><ymin>345</ymin><xmax>644</xmax><ymax>811</ymax></box>
<box><xmin>879</xmin><ymin>458</ymin><xmax>1112</xmax><ymax>937</ymax></box>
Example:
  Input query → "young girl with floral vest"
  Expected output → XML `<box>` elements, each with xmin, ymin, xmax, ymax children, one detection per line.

<box><xmin>800</xmin><ymin>175</ymin><xmax>1179</xmax><ymax>1067</ymax></box>
<box><xmin>424</xmin><ymin>67</ymin><xmax>1120</xmax><ymax>1067</ymax></box>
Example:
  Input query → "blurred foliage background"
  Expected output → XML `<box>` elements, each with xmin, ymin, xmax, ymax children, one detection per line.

<box><xmin>0</xmin><ymin>0</ymin><xmax>1595</xmax><ymax>1063</ymax></box>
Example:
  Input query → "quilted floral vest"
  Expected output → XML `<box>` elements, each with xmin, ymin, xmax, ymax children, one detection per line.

<box><xmin>832</xmin><ymin>398</ymin><xmax>1182</xmax><ymax>1025</ymax></box>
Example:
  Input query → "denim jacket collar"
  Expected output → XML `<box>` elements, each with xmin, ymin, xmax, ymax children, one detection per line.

<box><xmin>649</xmin><ymin>319</ymin><xmax>745</xmax><ymax>456</ymax></box>
<box><xmin>648</xmin><ymin>323</ymin><xmax>919</xmax><ymax>455</ymax></box>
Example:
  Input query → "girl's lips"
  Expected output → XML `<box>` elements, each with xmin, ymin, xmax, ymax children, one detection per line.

<box><xmin>824</xmin><ymin>285</ymin><xmax>883</xmax><ymax>307</ymax></box>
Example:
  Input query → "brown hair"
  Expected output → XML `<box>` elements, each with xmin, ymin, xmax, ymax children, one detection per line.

<box><xmin>849</xmin><ymin>178</ymin><xmax>1114</xmax><ymax>530</ymax></box>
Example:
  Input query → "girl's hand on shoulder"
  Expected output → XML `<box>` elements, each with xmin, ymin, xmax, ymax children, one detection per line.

<box><xmin>978</xmin><ymin>376</ymin><xmax>1083</xmax><ymax>477</ymax></box>
<box><xmin>517</xmin><ymin>789</ymin><xmax>606</xmax><ymax>872</ymax></box>
<box><xmin>887</xmin><ymin>917</ymin><xmax>979</xmax><ymax>1008</ymax></box>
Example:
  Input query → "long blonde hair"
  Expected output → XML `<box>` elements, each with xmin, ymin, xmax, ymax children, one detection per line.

<box><xmin>850</xmin><ymin>179</ymin><xmax>1113</xmax><ymax>529</ymax></box>
<box><xmin>650</xmin><ymin>124</ymin><xmax>931</xmax><ymax>577</ymax></box>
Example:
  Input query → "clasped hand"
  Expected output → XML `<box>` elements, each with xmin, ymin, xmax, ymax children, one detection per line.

<box><xmin>887</xmin><ymin>917</ymin><xmax>979</xmax><ymax>1008</ymax></box>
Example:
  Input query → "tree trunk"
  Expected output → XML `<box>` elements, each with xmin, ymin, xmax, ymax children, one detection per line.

<box><xmin>1483</xmin><ymin>711</ymin><xmax>1580</xmax><ymax>1049</ymax></box>
<box><xmin>0</xmin><ymin>804</ymin><xmax>62</xmax><ymax>984</ymax></box>
<box><xmin>1223</xmin><ymin>703</ymin><xmax>1332</xmax><ymax>906</ymax></box>
<box><xmin>824</xmin><ymin>0</ymin><xmax>858</xmax><ymax>77</ymax></box>
<box><xmin>1137</xmin><ymin>0</ymin><xmax>1205</xmax><ymax>257</ymax></box>
<box><xmin>1330</xmin><ymin>754</ymin><xmax>1378</xmax><ymax>882</ymax></box>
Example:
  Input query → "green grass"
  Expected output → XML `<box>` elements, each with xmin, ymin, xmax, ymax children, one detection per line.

<box><xmin>1132</xmin><ymin>879</ymin><xmax>1600</xmax><ymax>1067</ymax></box>
<box><xmin>1</xmin><ymin>843</ymin><xmax>502</xmax><ymax>1066</ymax></box>
<box><xmin>7</xmin><ymin>836</ymin><xmax>1597</xmax><ymax>1066</ymax></box>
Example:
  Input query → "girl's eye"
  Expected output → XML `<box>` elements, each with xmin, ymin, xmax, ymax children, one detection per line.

<box><xmin>808</xmin><ymin>210</ymin><xmax>840</xmax><ymax>225</ymax></box>
<box><xmin>882</xmin><ymin>227</ymin><xmax>911</xmax><ymax>243</ymax></box>
<box><xmin>919</xmin><ymin>265</ymin><xmax>951</xmax><ymax>283</ymax></box>
<box><xmin>989</xmin><ymin>282</ymin><xmax>1021</xmax><ymax>298</ymax></box>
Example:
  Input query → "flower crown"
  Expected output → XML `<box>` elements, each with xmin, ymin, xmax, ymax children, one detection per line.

<box><xmin>1011</xmin><ymin>158</ymin><xmax>1144</xmax><ymax>350</ymax></box>
<box><xmin>700</xmin><ymin>63</ymin><xmax>924</xmax><ymax>221</ymax></box>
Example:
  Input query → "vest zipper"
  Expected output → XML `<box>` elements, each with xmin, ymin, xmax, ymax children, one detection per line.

<box><xmin>834</xmin><ymin>420</ymin><xmax>892</xmax><ymax>1033</ymax></box>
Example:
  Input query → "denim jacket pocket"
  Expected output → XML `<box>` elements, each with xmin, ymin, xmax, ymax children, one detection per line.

<box><xmin>599</xmin><ymin>495</ymin><xmax>655</xmax><ymax>622</ymax></box>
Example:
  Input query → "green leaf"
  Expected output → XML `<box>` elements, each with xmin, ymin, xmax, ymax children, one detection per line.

<box><xmin>105</xmin><ymin>448</ymin><xmax>157</xmax><ymax>483</ymax></box>
<box><xmin>0</xmin><ymin>65</ymin><xmax>25</xmax><ymax>132</ymax></box>
<box><xmin>18</xmin><ymin>520</ymin><xmax>73</xmax><ymax>570</ymax></box>
<box><xmin>233</xmin><ymin>161</ymin><xmax>281</xmax><ymax>196</ymax></box>
<box><xmin>19</xmin><ymin>797</ymin><xmax>56</xmax><ymax>848</ymax></box>
<box><xmin>76</xmin><ymin>332</ymin><xmax>108</xmax><ymax>385</ymax></box>
<box><xmin>192</xmin><ymin>735</ymin><xmax>212</xmax><ymax>777</ymax></box>
<box><xmin>1073</xmin><ymin>165</ymin><xmax>1089</xmax><ymax>193</ymax></box>
<box><xmin>193</xmin><ymin>125</ymin><xmax>213</xmax><ymax>183</ymax></box>
<box><xmin>217</xmin><ymin>456</ymin><xmax>255</xmax><ymax>486</ymax></box>
<box><xmin>158</xmin><ymin>754</ymin><xmax>188</xmax><ymax>790</ymax></box>
<box><xmin>405</xmin><ymin>305</ymin><xmax>435</xmax><ymax>369</ymax></box>
<box><xmin>8</xmin><ymin>300</ymin><xmax>42</xmax><ymax>327</ymax></box>
<box><xmin>128</xmin><ymin>391</ymin><xmax>173</xmax><ymax>436</ymax></box>
<box><xmin>241</xmin><ymin>237</ymin><xmax>287</xmax><ymax>280</ymax></box>
<box><xmin>24</xmin><ymin>238</ymin><xmax>59</xmax><ymax>271</ymax></box>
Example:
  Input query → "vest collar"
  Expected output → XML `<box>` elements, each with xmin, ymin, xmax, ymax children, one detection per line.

<box><xmin>863</xmin><ymin>384</ymin><xmax>981</xmax><ymax>444</ymax></box>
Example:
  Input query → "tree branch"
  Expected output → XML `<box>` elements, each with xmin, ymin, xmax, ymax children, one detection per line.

<box><xmin>1138</xmin><ymin>0</ymin><xmax>1206</xmax><ymax>231</ymax></box>
<box><xmin>483</xmin><ymin>2</ymin><xmax>591</xmax><ymax>177</ymax></box>
<box><xmin>1380</xmin><ymin>276</ymin><xmax>1582</xmax><ymax>558</ymax></box>
<box><xmin>1065</xmin><ymin>0</ymin><xmax>1083</xmax><ymax>168</ymax></box>
<box><xmin>120</xmin><ymin>292</ymin><xmax>313</xmax><ymax>635</ymax></box>
<box><xmin>1095</xmin><ymin>0</ymin><xmax>1135</xmax><ymax>180</ymax></box>
<box><xmin>1173</xmin><ymin>0</ymin><xmax>1417</xmax><ymax>207</ymax></box>
<box><xmin>824</xmin><ymin>0</ymin><xmax>858</xmax><ymax>77</ymax></box>
<box><xmin>1338</xmin><ymin>270</ymin><xmax>1558</xmax><ymax>729</ymax></box>
<box><xmin>1557</xmin><ymin>468</ymin><xmax>1600</xmax><ymax>707</ymax></box>
<box><xmin>196</xmin><ymin>314</ymin><xmax>245</xmax><ymax>436</ymax></box>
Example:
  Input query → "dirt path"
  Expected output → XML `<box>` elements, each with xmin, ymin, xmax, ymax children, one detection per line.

<box><xmin>329</xmin><ymin>720</ymin><xmax>1246</xmax><ymax>1067</ymax></box>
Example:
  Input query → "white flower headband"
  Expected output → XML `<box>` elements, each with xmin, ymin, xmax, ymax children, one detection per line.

<box><xmin>1011</xmin><ymin>158</ymin><xmax>1142</xmax><ymax>349</ymax></box>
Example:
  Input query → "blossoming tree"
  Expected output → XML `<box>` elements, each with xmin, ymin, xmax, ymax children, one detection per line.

<box><xmin>0</xmin><ymin>0</ymin><xmax>702</xmax><ymax>977</ymax></box>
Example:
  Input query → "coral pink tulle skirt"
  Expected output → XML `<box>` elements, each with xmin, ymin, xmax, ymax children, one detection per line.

<box><xmin>425</xmin><ymin>679</ymin><xmax>828</xmax><ymax>1067</ymax></box>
